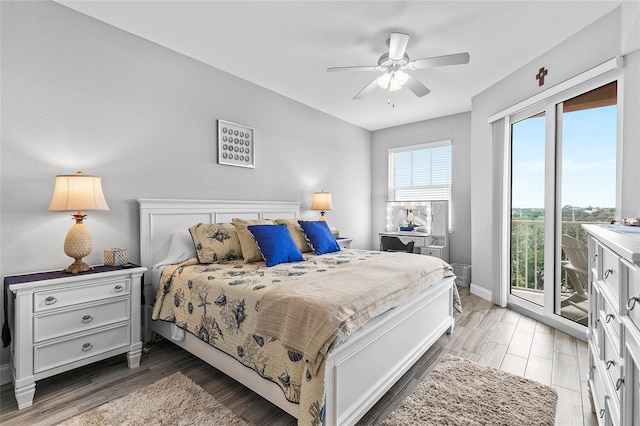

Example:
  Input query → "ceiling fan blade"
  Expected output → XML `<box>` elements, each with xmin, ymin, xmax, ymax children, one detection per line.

<box><xmin>326</xmin><ymin>65</ymin><xmax>379</xmax><ymax>72</ymax></box>
<box><xmin>388</xmin><ymin>32</ymin><xmax>410</xmax><ymax>61</ymax></box>
<box><xmin>353</xmin><ymin>79</ymin><xmax>378</xmax><ymax>100</ymax></box>
<box><xmin>405</xmin><ymin>75</ymin><xmax>430</xmax><ymax>97</ymax></box>
<box><xmin>409</xmin><ymin>52</ymin><xmax>470</xmax><ymax>70</ymax></box>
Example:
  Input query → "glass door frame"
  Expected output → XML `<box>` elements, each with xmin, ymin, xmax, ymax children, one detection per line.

<box><xmin>501</xmin><ymin>71</ymin><xmax>622</xmax><ymax>339</ymax></box>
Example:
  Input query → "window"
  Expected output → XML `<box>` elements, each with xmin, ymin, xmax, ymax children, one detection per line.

<box><xmin>388</xmin><ymin>140</ymin><xmax>452</xmax><ymax>202</ymax></box>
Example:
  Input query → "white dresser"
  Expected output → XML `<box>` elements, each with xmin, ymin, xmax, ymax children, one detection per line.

<box><xmin>583</xmin><ymin>225</ymin><xmax>640</xmax><ymax>425</ymax></box>
<box><xmin>5</xmin><ymin>265</ymin><xmax>146</xmax><ymax>409</ymax></box>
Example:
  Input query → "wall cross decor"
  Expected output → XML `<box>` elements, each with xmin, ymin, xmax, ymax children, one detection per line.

<box><xmin>536</xmin><ymin>67</ymin><xmax>548</xmax><ymax>86</ymax></box>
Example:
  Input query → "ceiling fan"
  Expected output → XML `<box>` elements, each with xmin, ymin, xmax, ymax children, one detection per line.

<box><xmin>327</xmin><ymin>32</ymin><xmax>470</xmax><ymax>100</ymax></box>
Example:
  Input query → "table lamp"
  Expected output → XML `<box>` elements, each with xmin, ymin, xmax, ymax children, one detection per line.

<box><xmin>311</xmin><ymin>191</ymin><xmax>332</xmax><ymax>221</ymax></box>
<box><xmin>48</xmin><ymin>171</ymin><xmax>110</xmax><ymax>273</ymax></box>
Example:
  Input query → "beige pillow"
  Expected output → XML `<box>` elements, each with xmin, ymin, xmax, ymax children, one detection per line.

<box><xmin>232</xmin><ymin>218</ymin><xmax>274</xmax><ymax>263</ymax></box>
<box><xmin>274</xmin><ymin>218</ymin><xmax>312</xmax><ymax>253</ymax></box>
<box><xmin>189</xmin><ymin>223</ymin><xmax>242</xmax><ymax>264</ymax></box>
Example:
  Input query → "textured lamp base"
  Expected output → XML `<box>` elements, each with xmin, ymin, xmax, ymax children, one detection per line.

<box><xmin>64</xmin><ymin>259</ymin><xmax>93</xmax><ymax>274</ymax></box>
<box><xmin>63</xmin><ymin>214</ymin><xmax>94</xmax><ymax>274</ymax></box>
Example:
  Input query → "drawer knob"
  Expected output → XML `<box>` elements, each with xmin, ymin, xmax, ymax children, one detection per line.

<box><xmin>81</xmin><ymin>315</ymin><xmax>93</xmax><ymax>324</ymax></box>
<box><xmin>615</xmin><ymin>378</ymin><xmax>624</xmax><ymax>391</ymax></box>
<box><xmin>604</xmin><ymin>268</ymin><xmax>614</xmax><ymax>279</ymax></box>
<box><xmin>44</xmin><ymin>296</ymin><xmax>57</xmax><ymax>305</ymax></box>
<box><xmin>627</xmin><ymin>296</ymin><xmax>640</xmax><ymax>311</ymax></box>
<box><xmin>605</xmin><ymin>313</ymin><xmax>615</xmax><ymax>324</ymax></box>
<box><xmin>114</xmin><ymin>284</ymin><xmax>124</xmax><ymax>293</ymax></box>
<box><xmin>592</xmin><ymin>254</ymin><xmax>598</xmax><ymax>263</ymax></box>
<box><xmin>599</xmin><ymin>409</ymin><xmax>605</xmax><ymax>418</ymax></box>
<box><xmin>81</xmin><ymin>343</ymin><xmax>93</xmax><ymax>352</ymax></box>
<box><xmin>606</xmin><ymin>360</ymin><xmax>616</xmax><ymax>370</ymax></box>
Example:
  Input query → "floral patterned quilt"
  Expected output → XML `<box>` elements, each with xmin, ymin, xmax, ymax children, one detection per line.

<box><xmin>152</xmin><ymin>249</ymin><xmax>458</xmax><ymax>425</ymax></box>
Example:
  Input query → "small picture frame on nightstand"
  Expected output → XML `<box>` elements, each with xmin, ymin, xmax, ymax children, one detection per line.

<box><xmin>217</xmin><ymin>120</ymin><xmax>255</xmax><ymax>168</ymax></box>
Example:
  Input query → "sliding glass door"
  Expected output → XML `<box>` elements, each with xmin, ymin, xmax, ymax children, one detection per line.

<box><xmin>508</xmin><ymin>81</ymin><xmax>617</xmax><ymax>327</ymax></box>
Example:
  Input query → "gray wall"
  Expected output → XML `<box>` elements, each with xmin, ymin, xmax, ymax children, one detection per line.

<box><xmin>0</xmin><ymin>1</ymin><xmax>371</xmax><ymax>366</ymax></box>
<box><xmin>371</xmin><ymin>112</ymin><xmax>471</xmax><ymax>264</ymax></box>
<box><xmin>469</xmin><ymin>6</ymin><xmax>640</xmax><ymax>302</ymax></box>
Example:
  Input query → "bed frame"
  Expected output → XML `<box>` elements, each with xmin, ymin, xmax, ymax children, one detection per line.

<box><xmin>139</xmin><ymin>198</ymin><xmax>455</xmax><ymax>425</ymax></box>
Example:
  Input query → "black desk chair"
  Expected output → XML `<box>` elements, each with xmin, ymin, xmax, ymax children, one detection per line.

<box><xmin>380</xmin><ymin>236</ymin><xmax>415</xmax><ymax>253</ymax></box>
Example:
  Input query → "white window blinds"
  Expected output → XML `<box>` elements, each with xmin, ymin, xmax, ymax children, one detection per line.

<box><xmin>389</xmin><ymin>140</ymin><xmax>452</xmax><ymax>202</ymax></box>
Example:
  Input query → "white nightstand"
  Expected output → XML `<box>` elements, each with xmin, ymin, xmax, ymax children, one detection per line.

<box><xmin>4</xmin><ymin>264</ymin><xmax>146</xmax><ymax>409</ymax></box>
<box><xmin>337</xmin><ymin>237</ymin><xmax>353</xmax><ymax>249</ymax></box>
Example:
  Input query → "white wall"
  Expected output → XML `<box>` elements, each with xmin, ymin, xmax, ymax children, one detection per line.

<box><xmin>370</xmin><ymin>112</ymin><xmax>471</xmax><ymax>264</ymax></box>
<box><xmin>0</xmin><ymin>1</ymin><xmax>371</xmax><ymax>366</ymax></box>
<box><xmin>470</xmin><ymin>6</ymin><xmax>640</xmax><ymax>303</ymax></box>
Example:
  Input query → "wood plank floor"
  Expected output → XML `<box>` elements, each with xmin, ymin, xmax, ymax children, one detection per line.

<box><xmin>0</xmin><ymin>286</ymin><xmax>596</xmax><ymax>425</ymax></box>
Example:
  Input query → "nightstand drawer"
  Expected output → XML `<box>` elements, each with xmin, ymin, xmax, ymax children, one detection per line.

<box><xmin>34</xmin><ymin>278</ymin><xmax>130</xmax><ymax>312</ymax></box>
<box><xmin>33</xmin><ymin>298</ymin><xmax>130</xmax><ymax>343</ymax></box>
<box><xmin>420</xmin><ymin>246</ymin><xmax>442</xmax><ymax>258</ymax></box>
<box><xmin>34</xmin><ymin>324</ymin><xmax>130</xmax><ymax>374</ymax></box>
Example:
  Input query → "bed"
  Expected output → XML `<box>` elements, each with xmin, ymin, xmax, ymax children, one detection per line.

<box><xmin>139</xmin><ymin>199</ymin><xmax>458</xmax><ymax>426</ymax></box>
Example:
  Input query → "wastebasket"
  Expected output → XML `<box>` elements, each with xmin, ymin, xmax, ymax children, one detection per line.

<box><xmin>451</xmin><ymin>263</ymin><xmax>471</xmax><ymax>287</ymax></box>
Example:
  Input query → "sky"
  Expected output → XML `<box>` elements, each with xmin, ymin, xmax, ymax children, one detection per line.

<box><xmin>511</xmin><ymin>105</ymin><xmax>617</xmax><ymax>209</ymax></box>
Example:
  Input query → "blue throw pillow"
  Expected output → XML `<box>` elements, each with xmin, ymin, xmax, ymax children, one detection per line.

<box><xmin>247</xmin><ymin>224</ymin><xmax>304</xmax><ymax>267</ymax></box>
<box><xmin>298</xmin><ymin>221</ymin><xmax>341</xmax><ymax>255</ymax></box>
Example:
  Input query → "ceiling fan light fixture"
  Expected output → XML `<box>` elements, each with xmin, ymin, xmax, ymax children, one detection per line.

<box><xmin>376</xmin><ymin>70</ymin><xmax>409</xmax><ymax>91</ymax></box>
<box><xmin>376</xmin><ymin>72</ymin><xmax>392</xmax><ymax>89</ymax></box>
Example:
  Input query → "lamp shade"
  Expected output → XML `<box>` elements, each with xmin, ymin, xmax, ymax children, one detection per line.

<box><xmin>48</xmin><ymin>171</ymin><xmax>109</xmax><ymax>212</ymax></box>
<box><xmin>310</xmin><ymin>191</ymin><xmax>332</xmax><ymax>211</ymax></box>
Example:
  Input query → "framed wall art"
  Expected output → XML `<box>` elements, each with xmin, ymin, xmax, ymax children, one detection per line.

<box><xmin>218</xmin><ymin>120</ymin><xmax>255</xmax><ymax>168</ymax></box>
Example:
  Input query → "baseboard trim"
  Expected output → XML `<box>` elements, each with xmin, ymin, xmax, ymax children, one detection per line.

<box><xmin>1</xmin><ymin>362</ymin><xmax>12</xmax><ymax>386</ymax></box>
<box><xmin>470</xmin><ymin>282</ymin><xmax>493</xmax><ymax>303</ymax></box>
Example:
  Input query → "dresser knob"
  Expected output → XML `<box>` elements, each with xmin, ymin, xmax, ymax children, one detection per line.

<box><xmin>592</xmin><ymin>254</ymin><xmax>598</xmax><ymax>263</ymax></box>
<box><xmin>606</xmin><ymin>360</ymin><xmax>616</xmax><ymax>370</ymax></box>
<box><xmin>599</xmin><ymin>408</ymin><xmax>605</xmax><ymax>418</ymax></box>
<box><xmin>628</xmin><ymin>296</ymin><xmax>640</xmax><ymax>311</ymax></box>
<box><xmin>44</xmin><ymin>296</ymin><xmax>57</xmax><ymax>305</ymax></box>
<box><xmin>615</xmin><ymin>378</ymin><xmax>624</xmax><ymax>391</ymax></box>
<box><xmin>81</xmin><ymin>315</ymin><xmax>93</xmax><ymax>324</ymax></box>
<box><xmin>114</xmin><ymin>284</ymin><xmax>124</xmax><ymax>292</ymax></box>
<box><xmin>81</xmin><ymin>343</ymin><xmax>93</xmax><ymax>352</ymax></box>
<box><xmin>604</xmin><ymin>268</ymin><xmax>613</xmax><ymax>279</ymax></box>
<box><xmin>605</xmin><ymin>313</ymin><xmax>614</xmax><ymax>323</ymax></box>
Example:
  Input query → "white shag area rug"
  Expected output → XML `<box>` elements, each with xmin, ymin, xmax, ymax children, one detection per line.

<box><xmin>58</xmin><ymin>372</ymin><xmax>247</xmax><ymax>426</ymax></box>
<box><xmin>382</xmin><ymin>355</ymin><xmax>558</xmax><ymax>426</ymax></box>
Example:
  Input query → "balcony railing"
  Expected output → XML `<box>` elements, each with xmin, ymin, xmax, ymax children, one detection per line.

<box><xmin>510</xmin><ymin>220</ymin><xmax>601</xmax><ymax>297</ymax></box>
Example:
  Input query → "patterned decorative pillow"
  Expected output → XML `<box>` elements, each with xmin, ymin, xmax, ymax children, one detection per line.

<box><xmin>188</xmin><ymin>223</ymin><xmax>242</xmax><ymax>264</ymax></box>
<box><xmin>232</xmin><ymin>218</ymin><xmax>275</xmax><ymax>263</ymax></box>
<box><xmin>274</xmin><ymin>218</ymin><xmax>312</xmax><ymax>253</ymax></box>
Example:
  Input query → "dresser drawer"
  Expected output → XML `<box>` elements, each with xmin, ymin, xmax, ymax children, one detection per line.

<box><xmin>34</xmin><ymin>324</ymin><xmax>130</xmax><ymax>374</ymax></box>
<box><xmin>34</xmin><ymin>278</ymin><xmax>130</xmax><ymax>312</ymax></box>
<box><xmin>590</xmin><ymin>346</ymin><xmax>607</xmax><ymax>420</ymax></box>
<box><xmin>33</xmin><ymin>298</ymin><xmax>130</xmax><ymax>343</ymax></box>
<box><xmin>600</xmin><ymin>244</ymin><xmax>620</xmax><ymax>302</ymax></box>
<box><xmin>625</xmin><ymin>259</ymin><xmax>640</xmax><ymax>335</ymax></box>
<box><xmin>602</xmin><ymin>296</ymin><xmax>622</xmax><ymax>343</ymax></box>
<box><xmin>602</xmin><ymin>328</ymin><xmax>623</xmax><ymax>404</ymax></box>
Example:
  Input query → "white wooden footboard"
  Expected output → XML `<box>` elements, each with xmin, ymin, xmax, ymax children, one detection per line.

<box><xmin>324</xmin><ymin>277</ymin><xmax>454</xmax><ymax>426</ymax></box>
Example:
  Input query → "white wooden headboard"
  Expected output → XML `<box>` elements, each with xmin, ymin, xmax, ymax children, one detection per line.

<box><xmin>138</xmin><ymin>198</ymin><xmax>301</xmax><ymax>276</ymax></box>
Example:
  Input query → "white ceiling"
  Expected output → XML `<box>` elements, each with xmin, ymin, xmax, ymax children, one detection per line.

<box><xmin>56</xmin><ymin>1</ymin><xmax>622</xmax><ymax>131</ymax></box>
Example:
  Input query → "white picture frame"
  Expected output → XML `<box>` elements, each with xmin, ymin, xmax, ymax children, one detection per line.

<box><xmin>217</xmin><ymin>120</ymin><xmax>255</xmax><ymax>168</ymax></box>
